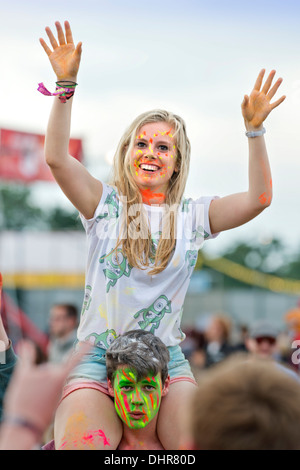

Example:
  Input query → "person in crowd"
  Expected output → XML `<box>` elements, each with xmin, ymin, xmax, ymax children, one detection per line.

<box><xmin>245</xmin><ymin>319</ymin><xmax>299</xmax><ymax>379</ymax></box>
<box><xmin>48</xmin><ymin>303</ymin><xmax>78</xmax><ymax>364</ymax></box>
<box><xmin>44</xmin><ymin>330</ymin><xmax>171</xmax><ymax>450</ymax></box>
<box><xmin>245</xmin><ymin>320</ymin><xmax>279</xmax><ymax>360</ymax></box>
<box><xmin>0</xmin><ymin>273</ymin><xmax>17</xmax><ymax>422</ymax></box>
<box><xmin>0</xmin><ymin>340</ymin><xmax>88</xmax><ymax>450</ymax></box>
<box><xmin>202</xmin><ymin>313</ymin><xmax>234</xmax><ymax>367</ymax></box>
<box><xmin>38</xmin><ymin>19</ymin><xmax>285</xmax><ymax>449</ymax></box>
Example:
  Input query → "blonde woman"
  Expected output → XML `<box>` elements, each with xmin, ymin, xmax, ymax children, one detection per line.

<box><xmin>39</xmin><ymin>21</ymin><xmax>285</xmax><ymax>450</ymax></box>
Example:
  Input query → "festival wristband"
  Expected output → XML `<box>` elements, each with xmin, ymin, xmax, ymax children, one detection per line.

<box><xmin>245</xmin><ymin>127</ymin><xmax>266</xmax><ymax>138</ymax></box>
<box><xmin>55</xmin><ymin>80</ymin><xmax>78</xmax><ymax>88</ymax></box>
<box><xmin>3</xmin><ymin>414</ymin><xmax>43</xmax><ymax>440</ymax></box>
<box><xmin>37</xmin><ymin>82</ymin><xmax>77</xmax><ymax>103</ymax></box>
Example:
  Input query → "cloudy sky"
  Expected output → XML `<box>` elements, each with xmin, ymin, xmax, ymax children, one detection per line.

<box><xmin>1</xmin><ymin>0</ymin><xmax>300</xmax><ymax>257</ymax></box>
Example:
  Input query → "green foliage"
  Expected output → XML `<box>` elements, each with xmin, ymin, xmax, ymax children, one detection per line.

<box><xmin>0</xmin><ymin>184</ymin><xmax>44</xmax><ymax>230</ymax></box>
<box><xmin>0</xmin><ymin>184</ymin><xmax>83</xmax><ymax>231</ymax></box>
<box><xmin>198</xmin><ymin>238</ymin><xmax>296</xmax><ymax>289</ymax></box>
<box><xmin>46</xmin><ymin>207</ymin><xmax>83</xmax><ymax>231</ymax></box>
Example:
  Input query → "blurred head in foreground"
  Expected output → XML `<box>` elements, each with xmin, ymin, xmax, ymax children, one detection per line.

<box><xmin>190</xmin><ymin>354</ymin><xmax>300</xmax><ymax>450</ymax></box>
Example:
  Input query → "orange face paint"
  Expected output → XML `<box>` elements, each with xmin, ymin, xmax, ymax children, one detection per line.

<box><xmin>140</xmin><ymin>188</ymin><xmax>166</xmax><ymax>205</ymax></box>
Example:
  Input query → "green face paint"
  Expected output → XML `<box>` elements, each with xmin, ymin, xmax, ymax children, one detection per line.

<box><xmin>113</xmin><ymin>367</ymin><xmax>163</xmax><ymax>429</ymax></box>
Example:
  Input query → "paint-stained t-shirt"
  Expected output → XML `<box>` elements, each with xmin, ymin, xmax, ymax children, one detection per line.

<box><xmin>78</xmin><ymin>182</ymin><xmax>219</xmax><ymax>348</ymax></box>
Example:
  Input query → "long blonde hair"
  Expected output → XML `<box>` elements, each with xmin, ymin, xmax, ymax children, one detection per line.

<box><xmin>110</xmin><ymin>109</ymin><xmax>191</xmax><ymax>275</ymax></box>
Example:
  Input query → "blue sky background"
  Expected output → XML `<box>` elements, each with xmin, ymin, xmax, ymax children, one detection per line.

<box><xmin>1</xmin><ymin>0</ymin><xmax>300</xmax><ymax>257</ymax></box>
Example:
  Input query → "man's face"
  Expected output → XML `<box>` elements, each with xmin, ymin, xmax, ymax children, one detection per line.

<box><xmin>247</xmin><ymin>336</ymin><xmax>277</xmax><ymax>359</ymax></box>
<box><xmin>49</xmin><ymin>306</ymin><xmax>74</xmax><ymax>338</ymax></box>
<box><xmin>109</xmin><ymin>367</ymin><xmax>168</xmax><ymax>429</ymax></box>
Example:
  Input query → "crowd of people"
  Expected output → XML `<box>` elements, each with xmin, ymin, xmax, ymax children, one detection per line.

<box><xmin>1</xmin><ymin>298</ymin><xmax>300</xmax><ymax>450</ymax></box>
<box><xmin>182</xmin><ymin>311</ymin><xmax>300</xmax><ymax>379</ymax></box>
<box><xmin>0</xmin><ymin>18</ymin><xmax>298</xmax><ymax>450</ymax></box>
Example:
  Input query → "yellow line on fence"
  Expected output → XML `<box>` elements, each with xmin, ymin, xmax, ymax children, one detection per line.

<box><xmin>2</xmin><ymin>272</ymin><xmax>85</xmax><ymax>289</ymax></box>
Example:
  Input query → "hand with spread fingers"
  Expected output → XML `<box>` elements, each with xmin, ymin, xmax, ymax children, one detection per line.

<box><xmin>0</xmin><ymin>341</ymin><xmax>90</xmax><ymax>449</ymax></box>
<box><xmin>39</xmin><ymin>20</ymin><xmax>82</xmax><ymax>81</ymax></box>
<box><xmin>241</xmin><ymin>69</ymin><xmax>286</xmax><ymax>130</ymax></box>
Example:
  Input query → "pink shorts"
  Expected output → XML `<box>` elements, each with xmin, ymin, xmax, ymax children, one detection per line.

<box><xmin>60</xmin><ymin>343</ymin><xmax>197</xmax><ymax>404</ymax></box>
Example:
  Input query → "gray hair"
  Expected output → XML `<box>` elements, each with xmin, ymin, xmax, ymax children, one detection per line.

<box><xmin>106</xmin><ymin>330</ymin><xmax>170</xmax><ymax>385</ymax></box>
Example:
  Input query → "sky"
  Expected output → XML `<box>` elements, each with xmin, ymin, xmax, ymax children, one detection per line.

<box><xmin>1</xmin><ymin>0</ymin><xmax>300</xmax><ymax>258</ymax></box>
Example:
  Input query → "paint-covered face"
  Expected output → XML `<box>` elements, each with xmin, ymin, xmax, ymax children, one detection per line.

<box><xmin>130</xmin><ymin>121</ymin><xmax>178</xmax><ymax>204</ymax></box>
<box><xmin>112</xmin><ymin>367</ymin><xmax>164</xmax><ymax>429</ymax></box>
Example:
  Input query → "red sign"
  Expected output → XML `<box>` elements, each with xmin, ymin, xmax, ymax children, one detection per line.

<box><xmin>0</xmin><ymin>128</ymin><xmax>83</xmax><ymax>182</ymax></box>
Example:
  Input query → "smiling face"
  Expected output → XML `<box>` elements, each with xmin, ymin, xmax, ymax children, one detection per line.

<box><xmin>129</xmin><ymin>121</ymin><xmax>178</xmax><ymax>204</ymax></box>
<box><xmin>109</xmin><ymin>367</ymin><xmax>168</xmax><ymax>429</ymax></box>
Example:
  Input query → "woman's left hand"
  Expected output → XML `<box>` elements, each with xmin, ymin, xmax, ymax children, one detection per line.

<box><xmin>241</xmin><ymin>69</ymin><xmax>286</xmax><ymax>130</ymax></box>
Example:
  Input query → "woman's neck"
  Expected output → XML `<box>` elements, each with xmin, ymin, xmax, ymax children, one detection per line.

<box><xmin>139</xmin><ymin>188</ymin><xmax>166</xmax><ymax>205</ymax></box>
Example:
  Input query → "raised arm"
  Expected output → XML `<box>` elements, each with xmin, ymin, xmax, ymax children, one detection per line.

<box><xmin>209</xmin><ymin>69</ymin><xmax>286</xmax><ymax>235</ymax></box>
<box><xmin>40</xmin><ymin>21</ymin><xmax>102</xmax><ymax>219</ymax></box>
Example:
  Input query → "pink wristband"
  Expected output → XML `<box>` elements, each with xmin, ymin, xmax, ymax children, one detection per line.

<box><xmin>37</xmin><ymin>82</ymin><xmax>75</xmax><ymax>102</ymax></box>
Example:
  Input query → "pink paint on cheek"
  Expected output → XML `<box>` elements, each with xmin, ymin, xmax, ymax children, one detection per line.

<box><xmin>122</xmin><ymin>392</ymin><xmax>131</xmax><ymax>412</ymax></box>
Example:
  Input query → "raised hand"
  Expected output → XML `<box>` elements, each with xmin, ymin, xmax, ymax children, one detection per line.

<box><xmin>241</xmin><ymin>69</ymin><xmax>286</xmax><ymax>130</ymax></box>
<box><xmin>3</xmin><ymin>341</ymin><xmax>90</xmax><ymax>438</ymax></box>
<box><xmin>39</xmin><ymin>21</ymin><xmax>82</xmax><ymax>81</ymax></box>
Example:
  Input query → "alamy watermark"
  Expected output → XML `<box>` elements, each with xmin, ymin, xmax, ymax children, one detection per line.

<box><xmin>95</xmin><ymin>197</ymin><xmax>206</xmax><ymax>245</ymax></box>
<box><xmin>291</xmin><ymin>340</ymin><xmax>300</xmax><ymax>365</ymax></box>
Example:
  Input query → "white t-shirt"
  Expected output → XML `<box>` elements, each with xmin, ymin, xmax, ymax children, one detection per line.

<box><xmin>78</xmin><ymin>182</ymin><xmax>218</xmax><ymax>348</ymax></box>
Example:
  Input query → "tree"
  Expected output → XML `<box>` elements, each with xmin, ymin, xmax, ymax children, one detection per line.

<box><xmin>0</xmin><ymin>184</ymin><xmax>83</xmax><ymax>231</ymax></box>
<box><xmin>0</xmin><ymin>184</ymin><xmax>45</xmax><ymax>230</ymax></box>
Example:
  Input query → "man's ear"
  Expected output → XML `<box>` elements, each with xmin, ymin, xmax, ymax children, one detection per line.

<box><xmin>107</xmin><ymin>378</ymin><xmax>115</xmax><ymax>397</ymax></box>
<box><xmin>161</xmin><ymin>375</ymin><xmax>170</xmax><ymax>397</ymax></box>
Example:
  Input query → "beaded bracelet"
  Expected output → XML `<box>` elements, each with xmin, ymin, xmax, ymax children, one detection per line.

<box><xmin>245</xmin><ymin>127</ymin><xmax>266</xmax><ymax>138</ymax></box>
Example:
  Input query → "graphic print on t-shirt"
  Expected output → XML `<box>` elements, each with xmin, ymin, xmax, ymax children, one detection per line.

<box><xmin>81</xmin><ymin>284</ymin><xmax>92</xmax><ymax>316</ymax></box>
<box><xmin>99</xmin><ymin>249</ymin><xmax>132</xmax><ymax>293</ymax></box>
<box><xmin>85</xmin><ymin>328</ymin><xmax>117</xmax><ymax>348</ymax></box>
<box><xmin>185</xmin><ymin>250</ymin><xmax>198</xmax><ymax>274</ymax></box>
<box><xmin>133</xmin><ymin>295</ymin><xmax>172</xmax><ymax>334</ymax></box>
<box><xmin>95</xmin><ymin>189</ymin><xmax>119</xmax><ymax>222</ymax></box>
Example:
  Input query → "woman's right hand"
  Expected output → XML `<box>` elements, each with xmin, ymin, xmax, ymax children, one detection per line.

<box><xmin>39</xmin><ymin>20</ymin><xmax>82</xmax><ymax>81</ymax></box>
